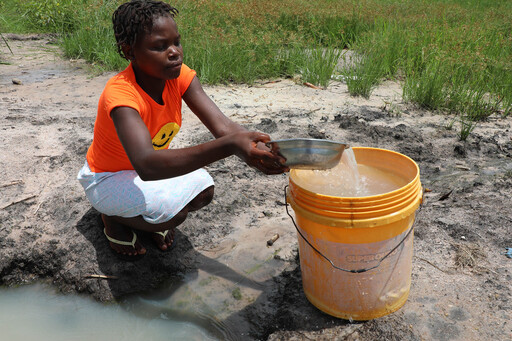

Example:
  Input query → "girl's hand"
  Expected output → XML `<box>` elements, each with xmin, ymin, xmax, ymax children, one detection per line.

<box><xmin>232</xmin><ymin>131</ymin><xmax>289</xmax><ymax>175</ymax></box>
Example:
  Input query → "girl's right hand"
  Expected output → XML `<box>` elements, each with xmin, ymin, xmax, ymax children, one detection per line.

<box><xmin>231</xmin><ymin>131</ymin><xmax>288</xmax><ymax>175</ymax></box>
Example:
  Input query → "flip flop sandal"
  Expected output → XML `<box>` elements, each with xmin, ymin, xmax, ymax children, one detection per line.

<box><xmin>103</xmin><ymin>228</ymin><xmax>145</xmax><ymax>261</ymax></box>
<box><xmin>153</xmin><ymin>229</ymin><xmax>176</xmax><ymax>251</ymax></box>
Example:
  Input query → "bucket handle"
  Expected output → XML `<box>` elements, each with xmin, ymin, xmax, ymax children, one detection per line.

<box><xmin>284</xmin><ymin>185</ymin><xmax>415</xmax><ymax>273</ymax></box>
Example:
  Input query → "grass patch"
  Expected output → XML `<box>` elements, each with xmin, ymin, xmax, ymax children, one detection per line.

<box><xmin>60</xmin><ymin>1</ymin><xmax>127</xmax><ymax>71</ymax></box>
<box><xmin>231</xmin><ymin>287</ymin><xmax>242</xmax><ymax>301</ymax></box>
<box><xmin>1</xmin><ymin>0</ymin><xmax>511</xmax><ymax>138</ymax></box>
<box><xmin>342</xmin><ymin>51</ymin><xmax>384</xmax><ymax>99</ymax></box>
<box><xmin>403</xmin><ymin>56</ymin><xmax>448</xmax><ymax>111</ymax></box>
<box><xmin>298</xmin><ymin>46</ymin><xmax>343</xmax><ymax>89</ymax></box>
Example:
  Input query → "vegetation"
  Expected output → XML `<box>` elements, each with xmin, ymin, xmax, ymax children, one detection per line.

<box><xmin>1</xmin><ymin>0</ymin><xmax>511</xmax><ymax>139</ymax></box>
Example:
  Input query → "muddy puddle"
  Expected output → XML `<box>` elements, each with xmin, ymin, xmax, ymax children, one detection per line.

<box><xmin>1</xmin><ymin>219</ymin><xmax>296</xmax><ymax>340</ymax></box>
<box><xmin>1</xmin><ymin>66</ymin><xmax>79</xmax><ymax>86</ymax></box>
<box><xmin>1</xmin><ymin>284</ymin><xmax>222</xmax><ymax>340</ymax></box>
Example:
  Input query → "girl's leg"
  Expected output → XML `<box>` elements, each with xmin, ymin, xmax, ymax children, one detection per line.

<box><xmin>103</xmin><ymin>186</ymin><xmax>214</xmax><ymax>253</ymax></box>
<box><xmin>79</xmin><ymin>162</ymin><xmax>214</xmax><ymax>255</ymax></box>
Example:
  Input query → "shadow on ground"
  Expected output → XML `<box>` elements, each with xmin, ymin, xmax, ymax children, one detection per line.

<box><xmin>74</xmin><ymin>207</ymin><xmax>364</xmax><ymax>340</ymax></box>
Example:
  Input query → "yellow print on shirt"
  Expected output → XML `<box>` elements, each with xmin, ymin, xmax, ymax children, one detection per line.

<box><xmin>152</xmin><ymin>122</ymin><xmax>180</xmax><ymax>150</ymax></box>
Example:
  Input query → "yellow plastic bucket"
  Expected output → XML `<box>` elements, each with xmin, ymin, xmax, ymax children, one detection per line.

<box><xmin>286</xmin><ymin>147</ymin><xmax>422</xmax><ymax>320</ymax></box>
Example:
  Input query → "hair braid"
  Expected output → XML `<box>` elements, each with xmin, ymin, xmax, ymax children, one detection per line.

<box><xmin>112</xmin><ymin>0</ymin><xmax>178</xmax><ymax>60</ymax></box>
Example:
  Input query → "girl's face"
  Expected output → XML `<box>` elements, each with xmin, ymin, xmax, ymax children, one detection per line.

<box><xmin>128</xmin><ymin>15</ymin><xmax>183</xmax><ymax>81</ymax></box>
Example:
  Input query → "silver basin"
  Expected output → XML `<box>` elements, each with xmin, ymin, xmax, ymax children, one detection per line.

<box><xmin>267</xmin><ymin>138</ymin><xmax>349</xmax><ymax>170</ymax></box>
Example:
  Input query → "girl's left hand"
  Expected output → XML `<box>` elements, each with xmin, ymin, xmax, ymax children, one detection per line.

<box><xmin>232</xmin><ymin>131</ymin><xmax>288</xmax><ymax>175</ymax></box>
<box><xmin>250</xmin><ymin>141</ymin><xmax>289</xmax><ymax>175</ymax></box>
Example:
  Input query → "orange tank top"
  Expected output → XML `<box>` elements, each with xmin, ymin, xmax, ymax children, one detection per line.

<box><xmin>86</xmin><ymin>63</ymin><xmax>196</xmax><ymax>173</ymax></box>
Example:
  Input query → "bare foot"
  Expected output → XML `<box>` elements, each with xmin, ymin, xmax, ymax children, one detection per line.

<box><xmin>151</xmin><ymin>228</ymin><xmax>175</xmax><ymax>251</ymax></box>
<box><xmin>101</xmin><ymin>214</ymin><xmax>147</xmax><ymax>256</ymax></box>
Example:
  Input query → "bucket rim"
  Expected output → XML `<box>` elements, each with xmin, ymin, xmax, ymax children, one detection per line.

<box><xmin>290</xmin><ymin>182</ymin><xmax>421</xmax><ymax>216</ymax></box>
<box><xmin>289</xmin><ymin>147</ymin><xmax>420</xmax><ymax>202</ymax></box>
<box><xmin>289</xmin><ymin>177</ymin><xmax>421</xmax><ymax>210</ymax></box>
<box><xmin>287</xmin><ymin>187</ymin><xmax>422</xmax><ymax>229</ymax></box>
<box><xmin>289</xmin><ymin>189</ymin><xmax>421</xmax><ymax>220</ymax></box>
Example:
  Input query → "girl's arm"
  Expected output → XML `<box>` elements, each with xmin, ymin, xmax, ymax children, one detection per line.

<box><xmin>182</xmin><ymin>76</ymin><xmax>246</xmax><ymax>138</ymax></box>
<box><xmin>111</xmin><ymin>77</ymin><xmax>286</xmax><ymax>181</ymax></box>
<box><xmin>182</xmin><ymin>76</ymin><xmax>287</xmax><ymax>171</ymax></box>
<box><xmin>111</xmin><ymin>107</ymin><xmax>281</xmax><ymax>180</ymax></box>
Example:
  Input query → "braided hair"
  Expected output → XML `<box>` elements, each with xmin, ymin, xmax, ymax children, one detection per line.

<box><xmin>112</xmin><ymin>0</ymin><xmax>179</xmax><ymax>60</ymax></box>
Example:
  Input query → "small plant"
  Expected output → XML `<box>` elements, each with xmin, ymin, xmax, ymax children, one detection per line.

<box><xmin>457</xmin><ymin>113</ymin><xmax>477</xmax><ymax>141</ymax></box>
<box><xmin>381</xmin><ymin>100</ymin><xmax>402</xmax><ymax>117</ymax></box>
<box><xmin>299</xmin><ymin>46</ymin><xmax>343</xmax><ymax>88</ymax></box>
<box><xmin>445</xmin><ymin>118</ymin><xmax>456</xmax><ymax>130</ymax></box>
<box><xmin>341</xmin><ymin>51</ymin><xmax>382</xmax><ymax>99</ymax></box>
<box><xmin>231</xmin><ymin>287</ymin><xmax>242</xmax><ymax>301</ymax></box>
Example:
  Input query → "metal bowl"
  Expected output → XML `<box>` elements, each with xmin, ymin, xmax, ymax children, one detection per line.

<box><xmin>267</xmin><ymin>138</ymin><xmax>349</xmax><ymax>170</ymax></box>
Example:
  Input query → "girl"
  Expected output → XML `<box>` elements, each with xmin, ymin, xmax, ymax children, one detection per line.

<box><xmin>77</xmin><ymin>0</ymin><xmax>287</xmax><ymax>259</ymax></box>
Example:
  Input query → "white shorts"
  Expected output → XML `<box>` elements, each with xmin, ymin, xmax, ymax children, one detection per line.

<box><xmin>77</xmin><ymin>161</ymin><xmax>214</xmax><ymax>224</ymax></box>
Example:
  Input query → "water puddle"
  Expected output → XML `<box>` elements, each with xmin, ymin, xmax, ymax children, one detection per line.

<box><xmin>1</xmin><ymin>221</ymin><xmax>292</xmax><ymax>340</ymax></box>
<box><xmin>0</xmin><ymin>284</ymin><xmax>224</xmax><ymax>340</ymax></box>
<box><xmin>1</xmin><ymin>67</ymin><xmax>79</xmax><ymax>86</ymax></box>
<box><xmin>130</xmin><ymin>223</ymin><xmax>294</xmax><ymax>340</ymax></box>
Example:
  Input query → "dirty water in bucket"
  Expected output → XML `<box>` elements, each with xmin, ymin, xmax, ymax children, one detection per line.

<box><xmin>287</xmin><ymin>147</ymin><xmax>422</xmax><ymax>320</ymax></box>
<box><xmin>293</xmin><ymin>148</ymin><xmax>408</xmax><ymax>197</ymax></box>
<box><xmin>0</xmin><ymin>283</ymin><xmax>234</xmax><ymax>340</ymax></box>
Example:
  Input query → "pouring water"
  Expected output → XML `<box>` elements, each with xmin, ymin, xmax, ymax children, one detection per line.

<box><xmin>292</xmin><ymin>148</ymin><xmax>407</xmax><ymax>197</ymax></box>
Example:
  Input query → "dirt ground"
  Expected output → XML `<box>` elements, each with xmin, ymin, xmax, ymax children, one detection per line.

<box><xmin>1</xmin><ymin>35</ymin><xmax>511</xmax><ymax>341</ymax></box>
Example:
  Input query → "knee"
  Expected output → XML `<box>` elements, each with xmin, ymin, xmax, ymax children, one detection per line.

<box><xmin>172</xmin><ymin>206</ymin><xmax>189</xmax><ymax>227</ymax></box>
<box><xmin>188</xmin><ymin>185</ymin><xmax>214</xmax><ymax>211</ymax></box>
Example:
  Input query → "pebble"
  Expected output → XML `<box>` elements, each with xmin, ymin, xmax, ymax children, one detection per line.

<box><xmin>12</xmin><ymin>78</ymin><xmax>22</xmax><ymax>85</ymax></box>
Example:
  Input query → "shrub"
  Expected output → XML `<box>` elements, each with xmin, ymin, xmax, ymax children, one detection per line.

<box><xmin>21</xmin><ymin>0</ymin><xmax>78</xmax><ymax>33</ymax></box>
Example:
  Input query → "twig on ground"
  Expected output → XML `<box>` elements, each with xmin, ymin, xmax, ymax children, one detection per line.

<box><xmin>34</xmin><ymin>200</ymin><xmax>44</xmax><ymax>214</ymax></box>
<box><xmin>0</xmin><ymin>179</ymin><xmax>24</xmax><ymax>188</ymax></box>
<box><xmin>475</xmin><ymin>265</ymin><xmax>499</xmax><ymax>275</ymax></box>
<box><xmin>303</xmin><ymin>82</ymin><xmax>323</xmax><ymax>90</ymax></box>
<box><xmin>84</xmin><ymin>274</ymin><xmax>118</xmax><ymax>280</ymax></box>
<box><xmin>438</xmin><ymin>189</ymin><xmax>453</xmax><ymax>201</ymax></box>
<box><xmin>1</xmin><ymin>194</ymin><xmax>37</xmax><ymax>209</ymax></box>
<box><xmin>0</xmin><ymin>32</ymin><xmax>13</xmax><ymax>54</ymax></box>
<box><xmin>414</xmin><ymin>256</ymin><xmax>454</xmax><ymax>274</ymax></box>
<box><xmin>260</xmin><ymin>80</ymin><xmax>282</xmax><ymax>85</ymax></box>
<box><xmin>34</xmin><ymin>181</ymin><xmax>50</xmax><ymax>215</ymax></box>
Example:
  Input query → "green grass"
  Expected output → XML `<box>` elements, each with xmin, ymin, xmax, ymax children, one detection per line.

<box><xmin>1</xmin><ymin>0</ymin><xmax>511</xmax><ymax>138</ymax></box>
<box><xmin>341</xmin><ymin>51</ymin><xmax>385</xmax><ymax>99</ymax></box>
<box><xmin>300</xmin><ymin>47</ymin><xmax>343</xmax><ymax>88</ymax></box>
<box><xmin>60</xmin><ymin>1</ymin><xmax>127</xmax><ymax>71</ymax></box>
